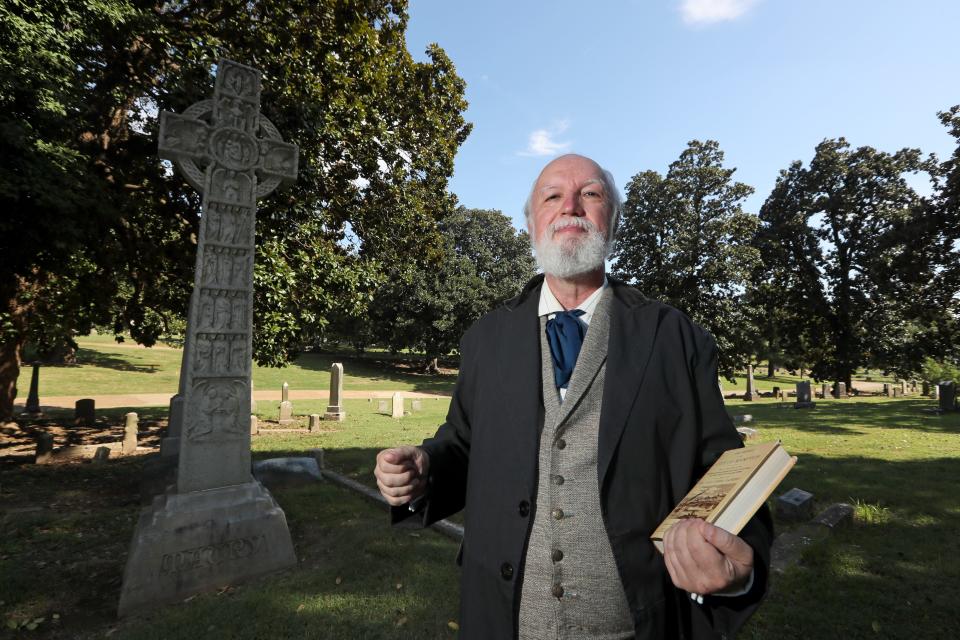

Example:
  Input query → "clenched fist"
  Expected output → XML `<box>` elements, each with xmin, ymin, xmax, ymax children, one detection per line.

<box><xmin>375</xmin><ymin>446</ymin><xmax>431</xmax><ymax>506</ymax></box>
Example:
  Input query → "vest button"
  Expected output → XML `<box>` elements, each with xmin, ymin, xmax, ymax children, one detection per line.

<box><xmin>500</xmin><ymin>562</ymin><xmax>514</xmax><ymax>580</ymax></box>
<box><xmin>518</xmin><ymin>500</ymin><xmax>530</xmax><ymax>517</ymax></box>
<box><xmin>552</xmin><ymin>508</ymin><xmax>564</xmax><ymax>520</ymax></box>
<box><xmin>551</xmin><ymin>549</ymin><xmax>564</xmax><ymax>562</ymax></box>
<box><xmin>552</xmin><ymin>583</ymin><xmax>564</xmax><ymax>598</ymax></box>
<box><xmin>554</xmin><ymin>474</ymin><xmax>564</xmax><ymax>486</ymax></box>
<box><xmin>556</xmin><ymin>438</ymin><xmax>566</xmax><ymax>450</ymax></box>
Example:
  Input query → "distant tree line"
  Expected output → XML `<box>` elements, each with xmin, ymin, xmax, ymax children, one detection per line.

<box><xmin>612</xmin><ymin>110</ymin><xmax>960</xmax><ymax>387</ymax></box>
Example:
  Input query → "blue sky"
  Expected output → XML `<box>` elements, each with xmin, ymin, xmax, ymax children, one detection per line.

<box><xmin>405</xmin><ymin>0</ymin><xmax>960</xmax><ymax>231</ymax></box>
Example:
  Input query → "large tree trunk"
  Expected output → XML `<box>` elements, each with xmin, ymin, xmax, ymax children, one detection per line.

<box><xmin>0</xmin><ymin>287</ymin><xmax>29</xmax><ymax>422</ymax></box>
<box><xmin>767</xmin><ymin>361</ymin><xmax>775</xmax><ymax>377</ymax></box>
<box><xmin>0</xmin><ymin>334</ymin><xmax>23</xmax><ymax>422</ymax></box>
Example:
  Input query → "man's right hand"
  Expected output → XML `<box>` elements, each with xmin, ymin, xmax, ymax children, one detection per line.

<box><xmin>375</xmin><ymin>446</ymin><xmax>431</xmax><ymax>506</ymax></box>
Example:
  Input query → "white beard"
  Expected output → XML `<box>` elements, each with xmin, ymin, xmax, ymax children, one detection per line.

<box><xmin>533</xmin><ymin>218</ymin><xmax>610</xmax><ymax>279</ymax></box>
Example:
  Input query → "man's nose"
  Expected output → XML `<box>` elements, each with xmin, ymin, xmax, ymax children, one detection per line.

<box><xmin>560</xmin><ymin>193</ymin><xmax>585</xmax><ymax>216</ymax></box>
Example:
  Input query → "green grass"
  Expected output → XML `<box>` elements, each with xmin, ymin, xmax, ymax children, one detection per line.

<box><xmin>726</xmin><ymin>397</ymin><xmax>960</xmax><ymax>639</ymax></box>
<box><xmin>16</xmin><ymin>338</ymin><xmax>455</xmax><ymax>399</ymax></box>
<box><xmin>4</xmin><ymin>337</ymin><xmax>959</xmax><ymax>638</ymax></box>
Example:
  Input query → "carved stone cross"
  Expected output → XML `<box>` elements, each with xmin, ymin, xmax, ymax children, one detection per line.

<box><xmin>158</xmin><ymin>59</ymin><xmax>298</xmax><ymax>492</ymax></box>
<box><xmin>119</xmin><ymin>60</ymin><xmax>299</xmax><ymax>616</ymax></box>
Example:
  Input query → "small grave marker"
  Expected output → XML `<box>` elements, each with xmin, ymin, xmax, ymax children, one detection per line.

<box><xmin>123</xmin><ymin>413</ymin><xmax>139</xmax><ymax>455</ymax></box>
<box><xmin>776</xmin><ymin>488</ymin><xmax>814</xmax><ymax>522</ymax></box>
<box><xmin>391</xmin><ymin>392</ymin><xmax>404</xmax><ymax>418</ymax></box>
<box><xmin>75</xmin><ymin>398</ymin><xmax>95</xmax><ymax>426</ymax></box>
<box><xmin>324</xmin><ymin>363</ymin><xmax>346</xmax><ymax>421</ymax></box>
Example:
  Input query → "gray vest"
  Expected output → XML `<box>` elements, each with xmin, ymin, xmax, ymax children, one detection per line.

<box><xmin>518</xmin><ymin>290</ymin><xmax>634</xmax><ymax>640</ymax></box>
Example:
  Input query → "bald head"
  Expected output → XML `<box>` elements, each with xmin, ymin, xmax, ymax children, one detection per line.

<box><xmin>523</xmin><ymin>154</ymin><xmax>621</xmax><ymax>241</ymax></box>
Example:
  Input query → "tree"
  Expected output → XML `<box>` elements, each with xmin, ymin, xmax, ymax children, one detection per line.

<box><xmin>611</xmin><ymin>140</ymin><xmax>760</xmax><ymax>377</ymax></box>
<box><xmin>755</xmin><ymin>138</ymin><xmax>946</xmax><ymax>386</ymax></box>
<box><xmin>0</xmin><ymin>0</ymin><xmax>472</xmax><ymax>419</ymax></box>
<box><xmin>364</xmin><ymin>207</ymin><xmax>536</xmax><ymax>366</ymax></box>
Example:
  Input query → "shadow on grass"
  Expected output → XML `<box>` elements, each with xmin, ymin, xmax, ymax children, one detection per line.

<box><xmin>746</xmin><ymin>455</ymin><xmax>960</xmax><ymax>640</ymax></box>
<box><xmin>732</xmin><ymin>399</ymin><xmax>960</xmax><ymax>435</ymax></box>
<box><xmin>64</xmin><ymin>348</ymin><xmax>165</xmax><ymax>374</ymax></box>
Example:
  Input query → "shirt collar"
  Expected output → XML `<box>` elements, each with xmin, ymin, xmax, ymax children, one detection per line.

<box><xmin>538</xmin><ymin>275</ymin><xmax>609</xmax><ymax>320</ymax></box>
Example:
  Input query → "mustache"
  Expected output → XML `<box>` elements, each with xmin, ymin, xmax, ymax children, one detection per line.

<box><xmin>548</xmin><ymin>217</ymin><xmax>600</xmax><ymax>236</ymax></box>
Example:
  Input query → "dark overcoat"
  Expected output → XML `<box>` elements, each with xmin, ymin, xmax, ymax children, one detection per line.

<box><xmin>394</xmin><ymin>275</ymin><xmax>773</xmax><ymax>639</ymax></box>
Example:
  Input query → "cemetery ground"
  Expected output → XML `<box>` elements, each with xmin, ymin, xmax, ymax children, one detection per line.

<box><xmin>0</xmin><ymin>341</ymin><xmax>957</xmax><ymax>638</ymax></box>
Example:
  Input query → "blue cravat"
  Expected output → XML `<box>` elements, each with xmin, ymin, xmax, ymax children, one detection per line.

<box><xmin>545</xmin><ymin>309</ymin><xmax>587</xmax><ymax>389</ymax></box>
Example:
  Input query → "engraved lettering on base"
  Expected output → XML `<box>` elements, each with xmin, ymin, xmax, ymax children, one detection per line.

<box><xmin>158</xmin><ymin>534</ymin><xmax>267</xmax><ymax>575</ymax></box>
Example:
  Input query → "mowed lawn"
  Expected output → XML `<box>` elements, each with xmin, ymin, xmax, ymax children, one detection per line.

<box><xmin>3</xmin><ymin>338</ymin><xmax>957</xmax><ymax>638</ymax></box>
<box><xmin>15</xmin><ymin>334</ymin><xmax>455</xmax><ymax>399</ymax></box>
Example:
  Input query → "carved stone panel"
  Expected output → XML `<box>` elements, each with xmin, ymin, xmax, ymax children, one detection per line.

<box><xmin>192</xmin><ymin>333</ymin><xmax>248</xmax><ymax>377</ymax></box>
<box><xmin>185</xmin><ymin>378</ymin><xmax>248</xmax><ymax>441</ymax></box>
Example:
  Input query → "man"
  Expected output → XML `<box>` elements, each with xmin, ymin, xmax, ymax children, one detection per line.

<box><xmin>375</xmin><ymin>154</ymin><xmax>773</xmax><ymax>639</ymax></box>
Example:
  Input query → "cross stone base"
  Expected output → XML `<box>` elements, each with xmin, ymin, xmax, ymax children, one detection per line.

<box><xmin>118</xmin><ymin>480</ymin><xmax>296</xmax><ymax>616</ymax></box>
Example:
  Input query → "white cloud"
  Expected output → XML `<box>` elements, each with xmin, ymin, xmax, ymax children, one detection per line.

<box><xmin>679</xmin><ymin>0</ymin><xmax>761</xmax><ymax>25</ymax></box>
<box><xmin>518</xmin><ymin>120</ymin><xmax>571</xmax><ymax>157</ymax></box>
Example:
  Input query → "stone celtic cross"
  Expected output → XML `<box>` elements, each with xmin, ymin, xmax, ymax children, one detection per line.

<box><xmin>158</xmin><ymin>59</ymin><xmax>298</xmax><ymax>492</ymax></box>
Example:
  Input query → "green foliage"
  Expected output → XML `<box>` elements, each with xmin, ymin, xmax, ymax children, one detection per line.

<box><xmin>612</xmin><ymin>140</ymin><xmax>760</xmax><ymax>377</ymax></box>
<box><xmin>755</xmin><ymin>138</ymin><xmax>947</xmax><ymax>384</ymax></box>
<box><xmin>0</xmin><ymin>0</ymin><xmax>472</xmax><ymax>417</ymax></box>
<box><xmin>357</xmin><ymin>207</ymin><xmax>535</xmax><ymax>360</ymax></box>
<box><xmin>919</xmin><ymin>357</ymin><xmax>960</xmax><ymax>387</ymax></box>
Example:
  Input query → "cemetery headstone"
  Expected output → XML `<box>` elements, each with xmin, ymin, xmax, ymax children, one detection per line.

<box><xmin>323</xmin><ymin>363</ymin><xmax>346</xmax><ymax>421</ymax></box>
<box><xmin>119</xmin><ymin>59</ymin><xmax>298</xmax><ymax>616</ymax></box>
<box><xmin>776</xmin><ymin>488</ymin><xmax>814</xmax><ymax>522</ymax></box>
<box><xmin>278</xmin><ymin>381</ymin><xmax>295</xmax><ymax>425</ymax></box>
<box><xmin>893</xmin><ymin>387</ymin><xmax>901</xmax><ymax>398</ymax></box>
<box><xmin>411</xmin><ymin>399</ymin><xmax>422</xmax><ymax>412</ymax></box>
<box><xmin>35</xmin><ymin>432</ymin><xmax>54</xmax><ymax>464</ymax></box>
<box><xmin>378</xmin><ymin>399</ymin><xmax>389</xmax><ymax>414</ymax></box>
<box><xmin>900</xmin><ymin>380</ymin><xmax>907</xmax><ymax>395</ymax></box>
<box><xmin>732</xmin><ymin>414</ymin><xmax>752</xmax><ymax>423</ymax></box>
<box><xmin>771</xmin><ymin>385</ymin><xmax>780</xmax><ymax>399</ymax></box>
<box><xmin>933</xmin><ymin>384</ymin><xmax>940</xmax><ymax>400</ymax></box>
<box><xmin>883</xmin><ymin>383</ymin><xmax>892</xmax><ymax>397</ymax></box>
<box><xmin>938</xmin><ymin>381</ymin><xmax>956</xmax><ymax>413</ymax></box>
<box><xmin>25</xmin><ymin>364</ymin><xmax>41</xmax><ymax>414</ymax></box>
<box><xmin>75</xmin><ymin>398</ymin><xmax>95</xmax><ymax>426</ymax></box>
<box><xmin>821</xmin><ymin>382</ymin><xmax>829</xmax><ymax>400</ymax></box>
<box><xmin>833</xmin><ymin>382</ymin><xmax>847</xmax><ymax>399</ymax></box>
<box><xmin>309</xmin><ymin>414</ymin><xmax>321</xmax><ymax>432</ymax></box>
<box><xmin>250</xmin><ymin>415</ymin><xmax>259</xmax><ymax>435</ymax></box>
<box><xmin>794</xmin><ymin>381</ymin><xmax>815</xmax><ymax>409</ymax></box>
<box><xmin>391</xmin><ymin>392</ymin><xmax>404</xmax><ymax>418</ymax></box>
<box><xmin>736</xmin><ymin>426</ymin><xmax>759</xmax><ymax>441</ymax></box>
<box><xmin>93</xmin><ymin>446</ymin><xmax>111</xmax><ymax>464</ymax></box>
<box><xmin>922</xmin><ymin>380</ymin><xmax>930</xmax><ymax>396</ymax></box>
<box><xmin>744</xmin><ymin>364</ymin><xmax>756</xmax><ymax>401</ymax></box>
<box><xmin>123</xmin><ymin>412</ymin><xmax>139</xmax><ymax>455</ymax></box>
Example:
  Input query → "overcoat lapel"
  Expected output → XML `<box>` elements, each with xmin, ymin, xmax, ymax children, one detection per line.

<box><xmin>498</xmin><ymin>277</ymin><xmax>546</xmax><ymax>475</ymax></box>
<box><xmin>597</xmin><ymin>284</ymin><xmax>661</xmax><ymax>489</ymax></box>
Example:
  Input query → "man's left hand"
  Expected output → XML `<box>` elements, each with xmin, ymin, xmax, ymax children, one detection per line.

<box><xmin>662</xmin><ymin>518</ymin><xmax>754</xmax><ymax>596</ymax></box>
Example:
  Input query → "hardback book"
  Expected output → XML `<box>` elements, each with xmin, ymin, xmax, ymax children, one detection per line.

<box><xmin>651</xmin><ymin>440</ymin><xmax>796</xmax><ymax>552</ymax></box>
